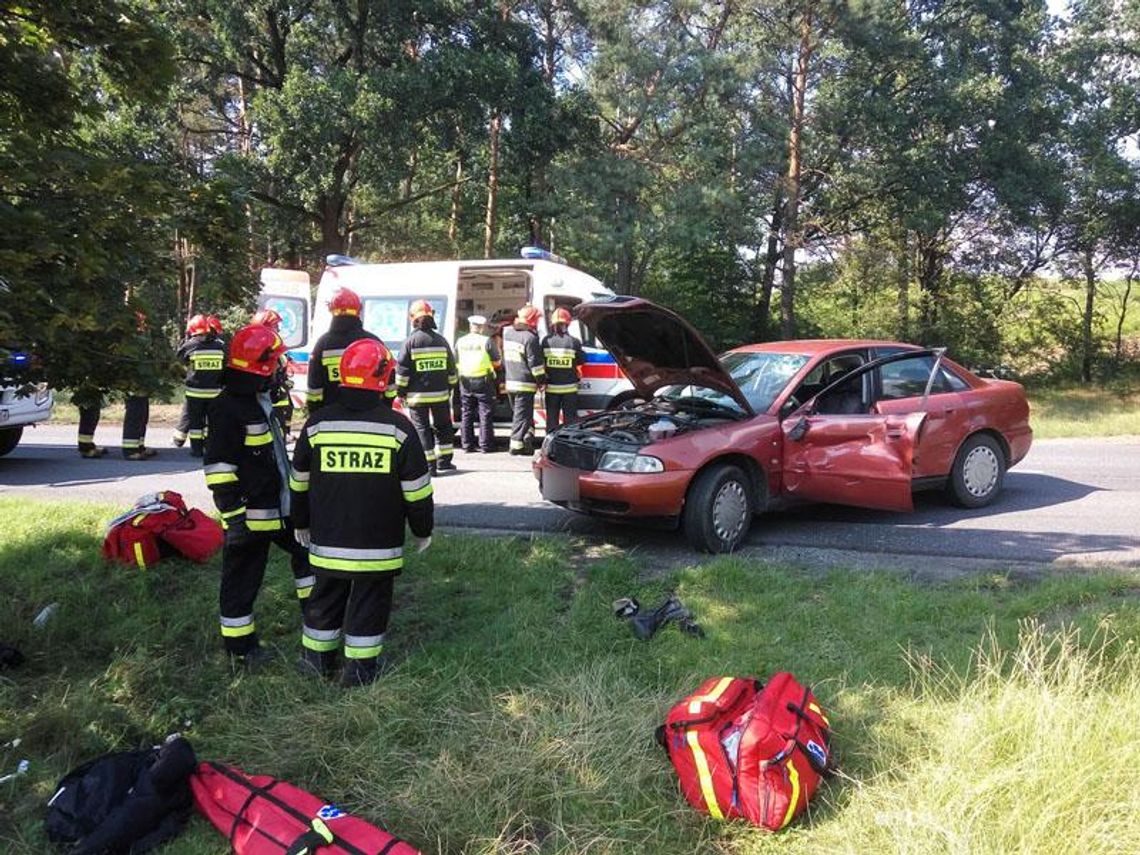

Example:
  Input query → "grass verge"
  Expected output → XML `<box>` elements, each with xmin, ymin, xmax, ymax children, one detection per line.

<box><xmin>1028</xmin><ymin>385</ymin><xmax>1140</xmax><ymax>438</ymax></box>
<box><xmin>2</xmin><ymin>499</ymin><xmax>1140</xmax><ymax>853</ymax></box>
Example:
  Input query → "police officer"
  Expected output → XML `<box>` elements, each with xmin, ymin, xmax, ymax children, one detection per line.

<box><xmin>396</xmin><ymin>300</ymin><xmax>458</xmax><ymax>473</ymax></box>
<box><xmin>204</xmin><ymin>324</ymin><xmax>314</xmax><ymax>666</ymax></box>
<box><xmin>173</xmin><ymin>314</ymin><xmax>226</xmax><ymax>457</ymax></box>
<box><xmin>251</xmin><ymin>308</ymin><xmax>295</xmax><ymax>438</ymax></box>
<box><xmin>455</xmin><ymin>315</ymin><xmax>501</xmax><ymax>453</ymax></box>
<box><xmin>307</xmin><ymin>288</ymin><xmax>388</xmax><ymax>412</ymax></box>
<box><xmin>541</xmin><ymin>307</ymin><xmax>585</xmax><ymax>432</ymax></box>
<box><xmin>502</xmin><ymin>304</ymin><xmax>545</xmax><ymax>455</ymax></box>
<box><xmin>291</xmin><ymin>338</ymin><xmax>434</xmax><ymax>687</ymax></box>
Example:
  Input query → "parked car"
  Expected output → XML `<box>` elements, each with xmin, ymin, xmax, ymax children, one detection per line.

<box><xmin>532</xmin><ymin>296</ymin><xmax>1033</xmax><ymax>553</ymax></box>
<box><xmin>0</xmin><ymin>347</ymin><xmax>53</xmax><ymax>457</ymax></box>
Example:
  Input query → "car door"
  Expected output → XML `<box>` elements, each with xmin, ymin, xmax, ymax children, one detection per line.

<box><xmin>779</xmin><ymin>352</ymin><xmax>938</xmax><ymax>512</ymax></box>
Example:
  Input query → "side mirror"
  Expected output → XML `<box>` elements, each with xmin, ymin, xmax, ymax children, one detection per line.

<box><xmin>787</xmin><ymin>416</ymin><xmax>809</xmax><ymax>441</ymax></box>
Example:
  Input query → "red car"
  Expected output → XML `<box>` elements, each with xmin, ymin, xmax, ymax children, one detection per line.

<box><xmin>533</xmin><ymin>297</ymin><xmax>1033</xmax><ymax>552</ymax></box>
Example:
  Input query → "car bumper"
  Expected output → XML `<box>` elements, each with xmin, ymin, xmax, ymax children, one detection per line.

<box><xmin>533</xmin><ymin>454</ymin><xmax>691</xmax><ymax>518</ymax></box>
<box><xmin>0</xmin><ymin>387</ymin><xmax>53</xmax><ymax>429</ymax></box>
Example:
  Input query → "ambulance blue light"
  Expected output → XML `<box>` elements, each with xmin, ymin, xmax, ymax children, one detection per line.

<box><xmin>520</xmin><ymin>246</ymin><xmax>566</xmax><ymax>264</ymax></box>
<box><xmin>325</xmin><ymin>254</ymin><xmax>358</xmax><ymax>267</ymax></box>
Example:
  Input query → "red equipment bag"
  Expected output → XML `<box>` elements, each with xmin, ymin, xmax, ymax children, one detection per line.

<box><xmin>191</xmin><ymin>761</ymin><xmax>420</xmax><ymax>855</ymax></box>
<box><xmin>102</xmin><ymin>492</ymin><xmax>223</xmax><ymax>568</ymax></box>
<box><xmin>657</xmin><ymin>672</ymin><xmax>832</xmax><ymax>831</ymax></box>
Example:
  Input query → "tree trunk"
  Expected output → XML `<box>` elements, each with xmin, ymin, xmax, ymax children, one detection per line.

<box><xmin>319</xmin><ymin>197</ymin><xmax>347</xmax><ymax>259</ymax></box>
<box><xmin>449</xmin><ymin>156</ymin><xmax>463</xmax><ymax>247</ymax></box>
<box><xmin>483</xmin><ymin>110</ymin><xmax>502</xmax><ymax>259</ymax></box>
<box><xmin>1116</xmin><ymin>264</ymin><xmax>1135</xmax><ymax>367</ymax></box>
<box><xmin>1081</xmin><ymin>247</ymin><xmax>1096</xmax><ymax>383</ymax></box>
<box><xmin>916</xmin><ymin>235</ymin><xmax>944</xmax><ymax>344</ymax></box>
<box><xmin>896</xmin><ymin>231</ymin><xmax>910</xmax><ymax>341</ymax></box>
<box><xmin>756</xmin><ymin>189</ymin><xmax>783</xmax><ymax>339</ymax></box>
<box><xmin>779</xmin><ymin>10</ymin><xmax>814</xmax><ymax>339</ymax></box>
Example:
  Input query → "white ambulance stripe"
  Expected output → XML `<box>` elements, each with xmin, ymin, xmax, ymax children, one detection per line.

<box><xmin>310</xmin><ymin>544</ymin><xmax>403</xmax><ymax>560</ymax></box>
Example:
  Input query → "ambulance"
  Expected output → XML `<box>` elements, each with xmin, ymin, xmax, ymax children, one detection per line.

<box><xmin>257</xmin><ymin>249</ymin><xmax>633</xmax><ymax>420</ymax></box>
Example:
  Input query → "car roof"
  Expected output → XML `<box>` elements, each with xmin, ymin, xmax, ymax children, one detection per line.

<box><xmin>729</xmin><ymin>339</ymin><xmax>920</xmax><ymax>356</ymax></box>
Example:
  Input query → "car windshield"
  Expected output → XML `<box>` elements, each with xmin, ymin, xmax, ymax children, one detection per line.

<box><xmin>659</xmin><ymin>351</ymin><xmax>810</xmax><ymax>414</ymax></box>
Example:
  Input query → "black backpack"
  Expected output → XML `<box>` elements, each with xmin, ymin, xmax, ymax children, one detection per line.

<box><xmin>46</xmin><ymin>736</ymin><xmax>196</xmax><ymax>854</ymax></box>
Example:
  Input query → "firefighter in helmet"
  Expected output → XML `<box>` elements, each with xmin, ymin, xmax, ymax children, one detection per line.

<box><xmin>291</xmin><ymin>338</ymin><xmax>434</xmax><ymax>686</ymax></box>
<box><xmin>455</xmin><ymin>314</ymin><xmax>501</xmax><ymax>453</ymax></box>
<box><xmin>502</xmin><ymin>304</ymin><xmax>545</xmax><ymax>454</ymax></box>
<box><xmin>307</xmin><ymin>287</ymin><xmax>391</xmax><ymax>412</ymax></box>
<box><xmin>251</xmin><ymin>308</ymin><xmax>295</xmax><ymax>438</ymax></box>
<box><xmin>173</xmin><ymin>313</ymin><xmax>226</xmax><ymax>456</ymax></box>
<box><xmin>204</xmin><ymin>324</ymin><xmax>314</xmax><ymax>666</ymax></box>
<box><xmin>541</xmin><ymin>307</ymin><xmax>585</xmax><ymax>432</ymax></box>
<box><xmin>395</xmin><ymin>300</ymin><xmax>458</xmax><ymax>473</ymax></box>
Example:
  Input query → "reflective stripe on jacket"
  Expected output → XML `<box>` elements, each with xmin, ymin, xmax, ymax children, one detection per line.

<box><xmin>503</xmin><ymin>325</ymin><xmax>545</xmax><ymax>393</ymax></box>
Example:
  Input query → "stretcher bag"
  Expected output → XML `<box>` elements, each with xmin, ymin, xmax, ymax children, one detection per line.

<box><xmin>191</xmin><ymin>761</ymin><xmax>420</xmax><ymax>854</ymax></box>
<box><xmin>657</xmin><ymin>672</ymin><xmax>832</xmax><ymax>831</ymax></box>
<box><xmin>102</xmin><ymin>491</ymin><xmax>223</xmax><ymax>568</ymax></box>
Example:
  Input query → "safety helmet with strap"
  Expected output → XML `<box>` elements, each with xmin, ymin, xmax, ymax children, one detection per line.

<box><xmin>227</xmin><ymin>325</ymin><xmax>286</xmax><ymax>377</ymax></box>
<box><xmin>328</xmin><ymin>288</ymin><xmax>362</xmax><ymax>316</ymax></box>
<box><xmin>409</xmin><ymin>299</ymin><xmax>434</xmax><ymax>321</ymax></box>
<box><xmin>186</xmin><ymin>314</ymin><xmax>210</xmax><ymax>336</ymax></box>
<box><xmin>551</xmin><ymin>307</ymin><xmax>572</xmax><ymax>327</ymax></box>
<box><xmin>517</xmin><ymin>304</ymin><xmax>542</xmax><ymax>328</ymax></box>
<box><xmin>339</xmin><ymin>338</ymin><xmax>394</xmax><ymax>392</ymax></box>
<box><xmin>206</xmin><ymin>315</ymin><xmax>224</xmax><ymax>335</ymax></box>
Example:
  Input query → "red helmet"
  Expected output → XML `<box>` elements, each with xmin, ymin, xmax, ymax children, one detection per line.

<box><xmin>227</xmin><ymin>324</ymin><xmax>286</xmax><ymax>377</ymax></box>
<box><xmin>409</xmin><ymin>299</ymin><xmax>434</xmax><ymax>321</ymax></box>
<box><xmin>251</xmin><ymin>308</ymin><xmax>282</xmax><ymax>331</ymax></box>
<box><xmin>551</xmin><ymin>307</ymin><xmax>572</xmax><ymax>326</ymax></box>
<box><xmin>207</xmin><ymin>315</ymin><xmax>224</xmax><ymax>335</ymax></box>
<box><xmin>339</xmin><ymin>338</ymin><xmax>394</xmax><ymax>393</ymax></box>
<box><xmin>328</xmin><ymin>288</ymin><xmax>362</xmax><ymax>316</ymax></box>
<box><xmin>186</xmin><ymin>314</ymin><xmax>210</xmax><ymax>336</ymax></box>
<box><xmin>517</xmin><ymin>305</ymin><xmax>542</xmax><ymax>328</ymax></box>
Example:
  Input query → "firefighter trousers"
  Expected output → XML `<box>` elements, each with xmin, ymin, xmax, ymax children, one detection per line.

<box><xmin>544</xmin><ymin>390</ymin><xmax>578</xmax><ymax>433</ymax></box>
<box><xmin>407</xmin><ymin>401</ymin><xmax>455</xmax><ymax>464</ymax></box>
<box><xmin>508</xmin><ymin>392</ymin><xmax>536</xmax><ymax>453</ymax></box>
<box><xmin>301</xmin><ymin>572</ymin><xmax>395</xmax><ymax>664</ymax></box>
<box><xmin>459</xmin><ymin>384</ymin><xmax>495</xmax><ymax>451</ymax></box>
<box><xmin>219</xmin><ymin>524</ymin><xmax>313</xmax><ymax>654</ymax></box>
<box><xmin>174</xmin><ymin>396</ymin><xmax>211</xmax><ymax>452</ymax></box>
<box><xmin>77</xmin><ymin>397</ymin><xmax>151</xmax><ymax>454</ymax></box>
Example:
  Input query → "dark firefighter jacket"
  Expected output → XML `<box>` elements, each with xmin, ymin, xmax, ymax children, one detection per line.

<box><xmin>540</xmin><ymin>330</ymin><xmax>585</xmax><ymax>394</ymax></box>
<box><xmin>307</xmin><ymin>315</ymin><xmax>387</xmax><ymax>411</ymax></box>
<box><xmin>395</xmin><ymin>325</ymin><xmax>457</xmax><ymax>406</ymax></box>
<box><xmin>176</xmin><ymin>333</ymin><xmax>226</xmax><ymax>398</ymax></box>
<box><xmin>502</xmin><ymin>324</ymin><xmax>546</xmax><ymax>394</ymax></box>
<box><xmin>204</xmin><ymin>371</ymin><xmax>291</xmax><ymax>533</ymax></box>
<box><xmin>290</xmin><ymin>389</ymin><xmax>433</xmax><ymax>576</ymax></box>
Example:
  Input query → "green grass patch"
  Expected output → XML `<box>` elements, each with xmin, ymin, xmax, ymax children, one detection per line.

<box><xmin>1028</xmin><ymin>385</ymin><xmax>1140</xmax><ymax>438</ymax></box>
<box><xmin>3</xmin><ymin>499</ymin><xmax>1140</xmax><ymax>853</ymax></box>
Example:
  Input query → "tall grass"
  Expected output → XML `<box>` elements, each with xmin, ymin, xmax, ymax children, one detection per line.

<box><xmin>3</xmin><ymin>500</ymin><xmax>1140</xmax><ymax>853</ymax></box>
<box><xmin>1029</xmin><ymin>386</ymin><xmax>1140</xmax><ymax>438</ymax></box>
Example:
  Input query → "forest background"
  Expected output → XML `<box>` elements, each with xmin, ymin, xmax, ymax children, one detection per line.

<box><xmin>3</xmin><ymin>0</ymin><xmax>1140</xmax><ymax>395</ymax></box>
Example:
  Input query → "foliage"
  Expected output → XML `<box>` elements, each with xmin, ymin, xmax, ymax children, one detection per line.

<box><xmin>5</xmin><ymin>500</ymin><xmax>1140</xmax><ymax>852</ymax></box>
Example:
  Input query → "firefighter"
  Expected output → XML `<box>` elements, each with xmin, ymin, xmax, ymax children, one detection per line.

<box><xmin>396</xmin><ymin>300</ymin><xmax>458</xmax><ymax>473</ymax></box>
<box><xmin>541</xmin><ymin>307</ymin><xmax>585</xmax><ymax>432</ymax></box>
<box><xmin>251</xmin><ymin>308</ymin><xmax>295</xmax><ymax>438</ymax></box>
<box><xmin>291</xmin><ymin>338</ymin><xmax>434</xmax><ymax>686</ymax></box>
<box><xmin>502</xmin><ymin>304</ymin><xmax>545</xmax><ymax>455</ymax></box>
<box><xmin>173</xmin><ymin>314</ymin><xmax>226</xmax><ymax>456</ymax></box>
<box><xmin>307</xmin><ymin>288</ymin><xmax>390</xmax><ymax>412</ymax></box>
<box><xmin>204</xmin><ymin>324</ymin><xmax>314</xmax><ymax>666</ymax></box>
<box><xmin>455</xmin><ymin>314</ymin><xmax>501</xmax><ymax>453</ymax></box>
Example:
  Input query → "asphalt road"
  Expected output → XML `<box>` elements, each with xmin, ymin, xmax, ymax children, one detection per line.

<box><xmin>2</xmin><ymin>424</ymin><xmax>1139</xmax><ymax>566</ymax></box>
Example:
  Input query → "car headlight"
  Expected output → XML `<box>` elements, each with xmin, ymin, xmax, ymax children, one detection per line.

<box><xmin>34</xmin><ymin>382</ymin><xmax>51</xmax><ymax>406</ymax></box>
<box><xmin>598</xmin><ymin>451</ymin><xmax>664</xmax><ymax>473</ymax></box>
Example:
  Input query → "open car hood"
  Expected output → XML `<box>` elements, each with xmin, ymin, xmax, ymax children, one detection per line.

<box><xmin>575</xmin><ymin>296</ymin><xmax>754</xmax><ymax>415</ymax></box>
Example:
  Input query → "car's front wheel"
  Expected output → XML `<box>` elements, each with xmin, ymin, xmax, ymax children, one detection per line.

<box><xmin>948</xmin><ymin>433</ymin><xmax>1005</xmax><ymax>508</ymax></box>
<box><xmin>0</xmin><ymin>427</ymin><xmax>24</xmax><ymax>458</ymax></box>
<box><xmin>683</xmin><ymin>464</ymin><xmax>754</xmax><ymax>553</ymax></box>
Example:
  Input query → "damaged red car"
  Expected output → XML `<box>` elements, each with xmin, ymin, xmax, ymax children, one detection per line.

<box><xmin>533</xmin><ymin>296</ymin><xmax>1033</xmax><ymax>553</ymax></box>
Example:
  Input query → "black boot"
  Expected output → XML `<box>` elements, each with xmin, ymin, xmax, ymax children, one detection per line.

<box><xmin>298</xmin><ymin>648</ymin><xmax>338</xmax><ymax>679</ymax></box>
<box><xmin>627</xmin><ymin>596</ymin><xmax>691</xmax><ymax>641</ymax></box>
<box><xmin>340</xmin><ymin>656</ymin><xmax>389</xmax><ymax>688</ymax></box>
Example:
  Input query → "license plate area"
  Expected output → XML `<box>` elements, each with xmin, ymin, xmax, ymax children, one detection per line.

<box><xmin>541</xmin><ymin>466</ymin><xmax>580</xmax><ymax>502</ymax></box>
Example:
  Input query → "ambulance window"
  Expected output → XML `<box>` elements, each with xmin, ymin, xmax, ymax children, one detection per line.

<box><xmin>544</xmin><ymin>295</ymin><xmax>591</xmax><ymax>343</ymax></box>
<box><xmin>362</xmin><ymin>296</ymin><xmax>449</xmax><ymax>351</ymax></box>
<box><xmin>259</xmin><ymin>296</ymin><xmax>307</xmax><ymax>349</ymax></box>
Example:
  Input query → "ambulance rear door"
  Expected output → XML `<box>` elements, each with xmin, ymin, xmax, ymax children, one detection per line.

<box><xmin>258</xmin><ymin>268</ymin><xmax>311</xmax><ymax>405</ymax></box>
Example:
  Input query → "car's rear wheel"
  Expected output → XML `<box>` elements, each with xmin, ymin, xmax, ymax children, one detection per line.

<box><xmin>0</xmin><ymin>427</ymin><xmax>24</xmax><ymax>458</ymax></box>
<box><xmin>948</xmin><ymin>433</ymin><xmax>1005</xmax><ymax>508</ymax></box>
<box><xmin>683</xmin><ymin>464</ymin><xmax>753</xmax><ymax>553</ymax></box>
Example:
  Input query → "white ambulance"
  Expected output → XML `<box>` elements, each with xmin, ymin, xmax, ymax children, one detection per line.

<box><xmin>258</xmin><ymin>249</ymin><xmax>632</xmax><ymax>416</ymax></box>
